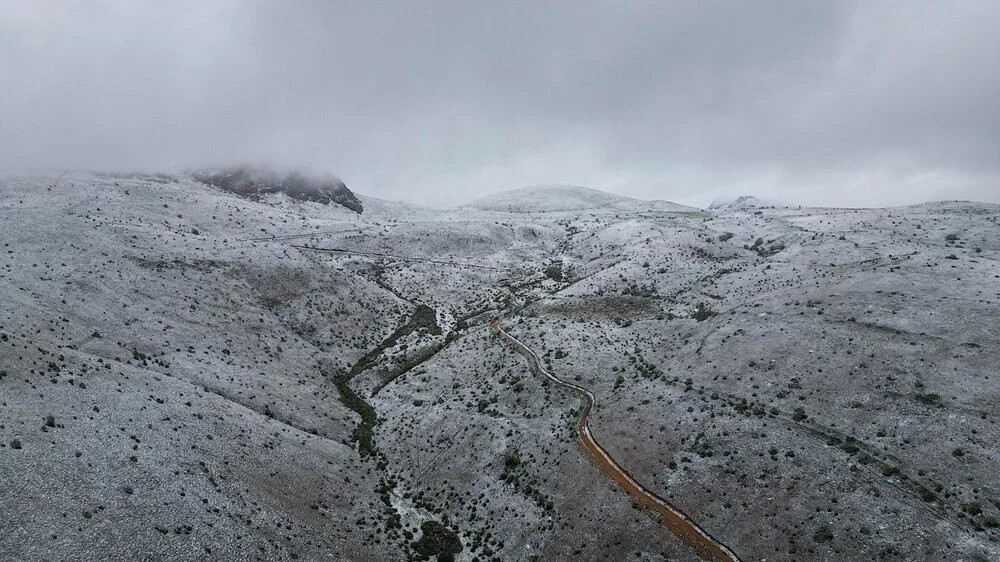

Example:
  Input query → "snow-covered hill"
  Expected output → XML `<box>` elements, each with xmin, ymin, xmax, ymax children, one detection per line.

<box><xmin>3</xmin><ymin>171</ymin><xmax>1000</xmax><ymax>561</ymax></box>
<box><xmin>707</xmin><ymin>194</ymin><xmax>787</xmax><ymax>211</ymax></box>
<box><xmin>463</xmin><ymin>184</ymin><xmax>699</xmax><ymax>213</ymax></box>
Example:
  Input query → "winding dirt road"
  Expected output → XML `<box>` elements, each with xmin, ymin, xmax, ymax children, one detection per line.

<box><xmin>491</xmin><ymin>321</ymin><xmax>741</xmax><ymax>562</ymax></box>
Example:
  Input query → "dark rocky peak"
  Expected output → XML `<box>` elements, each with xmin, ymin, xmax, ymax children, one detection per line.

<box><xmin>194</xmin><ymin>166</ymin><xmax>362</xmax><ymax>214</ymax></box>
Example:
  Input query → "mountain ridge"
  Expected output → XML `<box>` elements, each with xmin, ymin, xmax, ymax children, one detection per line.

<box><xmin>462</xmin><ymin>184</ymin><xmax>699</xmax><ymax>213</ymax></box>
<box><xmin>3</xmin><ymin>170</ymin><xmax>999</xmax><ymax>562</ymax></box>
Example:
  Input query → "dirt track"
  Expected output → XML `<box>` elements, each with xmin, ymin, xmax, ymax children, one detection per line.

<box><xmin>491</xmin><ymin>321</ymin><xmax>741</xmax><ymax>562</ymax></box>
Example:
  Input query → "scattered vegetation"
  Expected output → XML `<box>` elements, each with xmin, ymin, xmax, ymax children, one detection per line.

<box><xmin>411</xmin><ymin>520</ymin><xmax>462</xmax><ymax>561</ymax></box>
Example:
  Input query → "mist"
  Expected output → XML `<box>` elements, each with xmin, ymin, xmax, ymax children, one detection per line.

<box><xmin>1</xmin><ymin>1</ymin><xmax>997</xmax><ymax>207</ymax></box>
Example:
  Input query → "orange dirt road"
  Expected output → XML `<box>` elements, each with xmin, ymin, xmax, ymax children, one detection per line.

<box><xmin>492</xmin><ymin>321</ymin><xmax>741</xmax><ymax>562</ymax></box>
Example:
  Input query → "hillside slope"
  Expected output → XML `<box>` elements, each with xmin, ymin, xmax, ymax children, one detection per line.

<box><xmin>2</xmin><ymin>174</ymin><xmax>999</xmax><ymax>561</ymax></box>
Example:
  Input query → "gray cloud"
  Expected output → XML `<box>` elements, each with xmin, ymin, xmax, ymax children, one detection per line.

<box><xmin>1</xmin><ymin>0</ymin><xmax>997</xmax><ymax>207</ymax></box>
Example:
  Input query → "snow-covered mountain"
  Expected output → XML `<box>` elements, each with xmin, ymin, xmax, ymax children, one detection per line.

<box><xmin>3</xmin><ymin>171</ymin><xmax>999</xmax><ymax>561</ymax></box>
<box><xmin>463</xmin><ymin>184</ymin><xmax>699</xmax><ymax>213</ymax></box>
<box><xmin>707</xmin><ymin>194</ymin><xmax>786</xmax><ymax>211</ymax></box>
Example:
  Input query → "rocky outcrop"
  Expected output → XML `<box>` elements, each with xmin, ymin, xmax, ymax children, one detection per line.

<box><xmin>194</xmin><ymin>166</ymin><xmax>363</xmax><ymax>213</ymax></box>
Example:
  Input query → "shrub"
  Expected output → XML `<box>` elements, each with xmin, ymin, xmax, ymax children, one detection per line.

<box><xmin>503</xmin><ymin>453</ymin><xmax>521</xmax><ymax>471</ymax></box>
<box><xmin>813</xmin><ymin>524</ymin><xmax>833</xmax><ymax>543</ymax></box>
<box><xmin>915</xmin><ymin>393</ymin><xmax>943</xmax><ymax>407</ymax></box>
<box><xmin>544</xmin><ymin>263</ymin><xmax>563</xmax><ymax>282</ymax></box>
<box><xmin>882</xmin><ymin>466</ymin><xmax>901</xmax><ymax>477</ymax></box>
<box><xmin>411</xmin><ymin>520</ymin><xmax>462</xmax><ymax>560</ymax></box>
<box><xmin>693</xmin><ymin>302</ymin><xmax>717</xmax><ymax>322</ymax></box>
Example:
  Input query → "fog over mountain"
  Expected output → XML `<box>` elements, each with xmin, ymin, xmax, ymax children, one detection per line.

<box><xmin>1</xmin><ymin>1</ymin><xmax>997</xmax><ymax>206</ymax></box>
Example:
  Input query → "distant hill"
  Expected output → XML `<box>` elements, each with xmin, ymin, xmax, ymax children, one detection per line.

<box><xmin>462</xmin><ymin>184</ymin><xmax>698</xmax><ymax>213</ymax></box>
<box><xmin>707</xmin><ymin>195</ymin><xmax>786</xmax><ymax>211</ymax></box>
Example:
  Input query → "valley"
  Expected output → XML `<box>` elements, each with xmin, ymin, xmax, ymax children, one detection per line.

<box><xmin>2</xmin><ymin>174</ymin><xmax>999</xmax><ymax>561</ymax></box>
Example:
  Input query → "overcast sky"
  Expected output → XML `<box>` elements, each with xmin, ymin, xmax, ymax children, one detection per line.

<box><xmin>1</xmin><ymin>1</ymin><xmax>997</xmax><ymax>207</ymax></box>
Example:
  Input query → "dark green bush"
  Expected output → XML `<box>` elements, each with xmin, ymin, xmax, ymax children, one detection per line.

<box><xmin>411</xmin><ymin>520</ymin><xmax>462</xmax><ymax>560</ymax></box>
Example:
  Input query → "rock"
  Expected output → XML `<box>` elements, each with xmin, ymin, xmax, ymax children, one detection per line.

<box><xmin>193</xmin><ymin>166</ymin><xmax>363</xmax><ymax>213</ymax></box>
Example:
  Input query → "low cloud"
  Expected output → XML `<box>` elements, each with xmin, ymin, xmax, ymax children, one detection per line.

<box><xmin>1</xmin><ymin>1</ymin><xmax>997</xmax><ymax>206</ymax></box>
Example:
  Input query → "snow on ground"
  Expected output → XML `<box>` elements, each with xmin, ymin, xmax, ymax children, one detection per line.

<box><xmin>462</xmin><ymin>184</ymin><xmax>699</xmax><ymax>214</ymax></box>
<box><xmin>3</xmin><ymin>174</ymin><xmax>1000</xmax><ymax>561</ymax></box>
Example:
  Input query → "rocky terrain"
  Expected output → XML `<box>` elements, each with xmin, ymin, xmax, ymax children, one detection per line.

<box><xmin>193</xmin><ymin>167</ymin><xmax>363</xmax><ymax>213</ymax></box>
<box><xmin>2</xmin><ymin>172</ymin><xmax>999</xmax><ymax>561</ymax></box>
